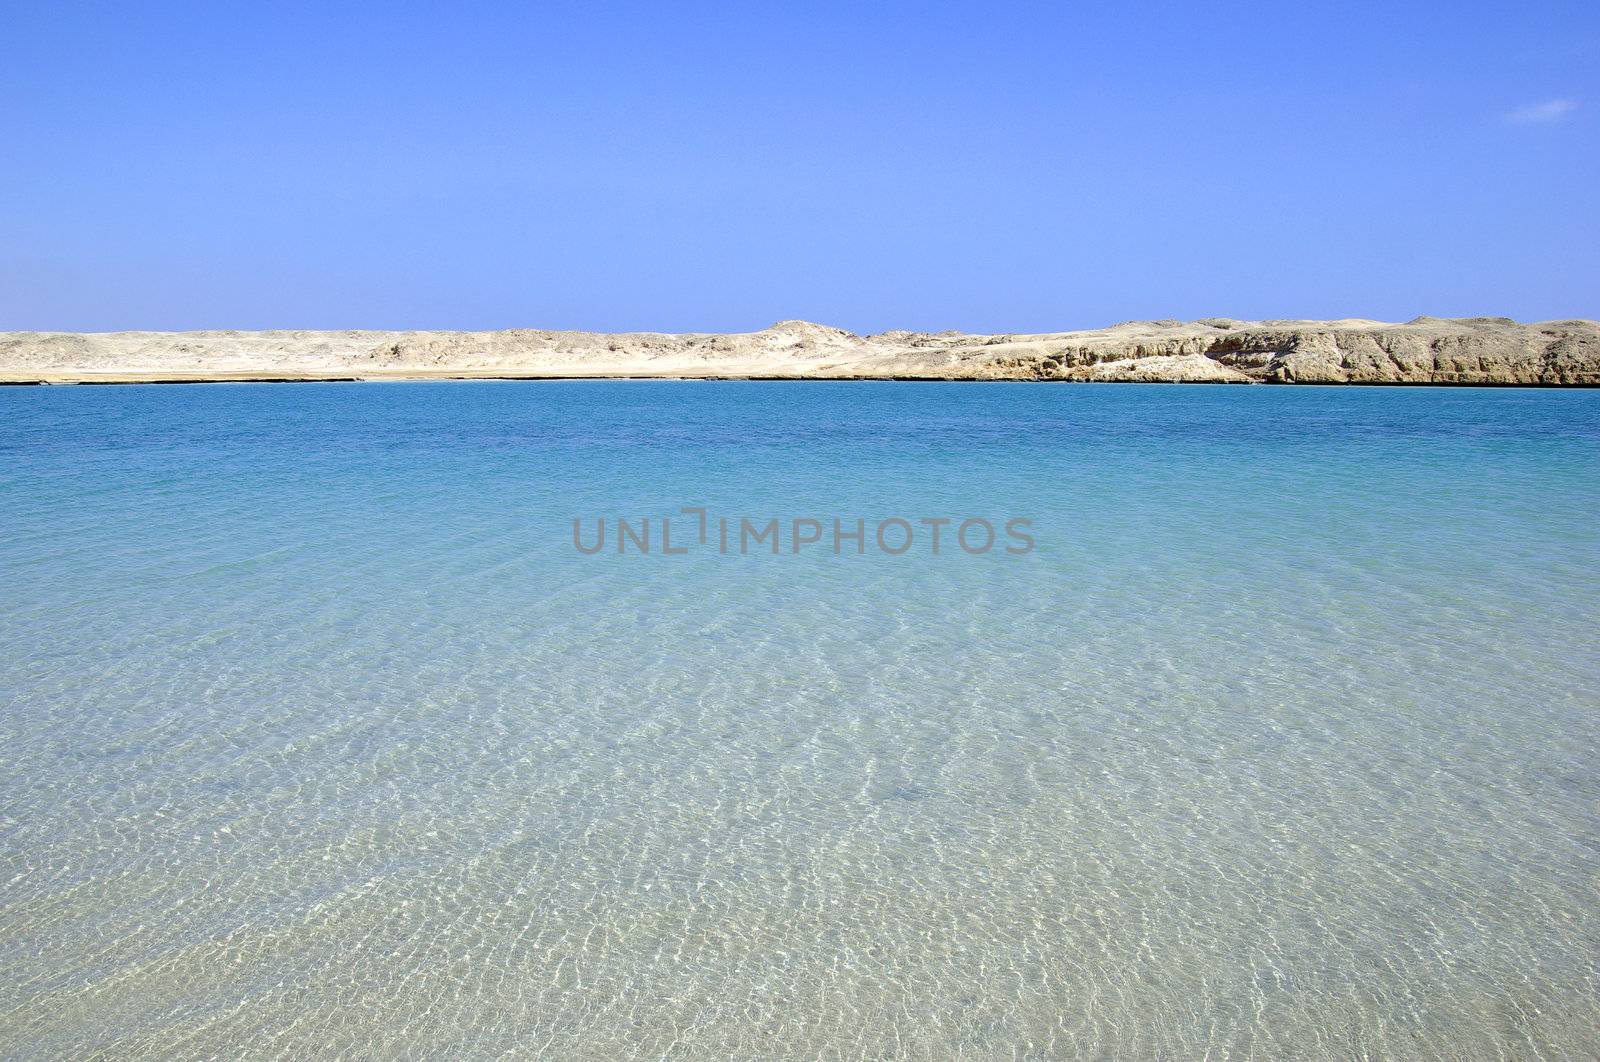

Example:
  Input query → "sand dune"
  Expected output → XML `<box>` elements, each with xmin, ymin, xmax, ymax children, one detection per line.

<box><xmin>2</xmin><ymin>316</ymin><xmax>1596</xmax><ymax>385</ymax></box>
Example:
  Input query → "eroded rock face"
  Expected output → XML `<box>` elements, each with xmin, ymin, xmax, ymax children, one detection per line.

<box><xmin>1</xmin><ymin>317</ymin><xmax>1596</xmax><ymax>384</ymax></box>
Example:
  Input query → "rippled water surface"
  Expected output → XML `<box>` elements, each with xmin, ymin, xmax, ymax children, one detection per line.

<box><xmin>2</xmin><ymin>382</ymin><xmax>1598</xmax><ymax>1059</ymax></box>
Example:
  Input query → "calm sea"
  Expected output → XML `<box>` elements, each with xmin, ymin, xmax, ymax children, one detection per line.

<box><xmin>2</xmin><ymin>381</ymin><xmax>1598</xmax><ymax>1058</ymax></box>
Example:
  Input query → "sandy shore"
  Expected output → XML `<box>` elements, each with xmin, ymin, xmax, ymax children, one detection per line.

<box><xmin>3</xmin><ymin>317</ymin><xmax>1597</xmax><ymax>386</ymax></box>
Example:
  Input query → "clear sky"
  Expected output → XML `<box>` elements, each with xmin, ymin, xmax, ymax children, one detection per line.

<box><xmin>2</xmin><ymin>1</ymin><xmax>1595</xmax><ymax>333</ymax></box>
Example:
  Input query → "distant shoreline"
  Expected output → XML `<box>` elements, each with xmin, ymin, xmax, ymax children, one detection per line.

<box><xmin>3</xmin><ymin>316</ymin><xmax>1597</xmax><ymax>386</ymax></box>
<box><xmin>5</xmin><ymin>372</ymin><xmax>1599</xmax><ymax>389</ymax></box>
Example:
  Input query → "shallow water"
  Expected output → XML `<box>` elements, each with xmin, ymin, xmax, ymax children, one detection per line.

<box><xmin>2</xmin><ymin>381</ymin><xmax>1598</xmax><ymax>1059</ymax></box>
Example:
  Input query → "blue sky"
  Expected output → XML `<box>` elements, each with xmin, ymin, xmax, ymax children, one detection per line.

<box><xmin>2</xmin><ymin>1</ymin><xmax>1595</xmax><ymax>333</ymax></box>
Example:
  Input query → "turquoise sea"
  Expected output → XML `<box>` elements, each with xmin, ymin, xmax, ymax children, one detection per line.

<box><xmin>2</xmin><ymin>381</ymin><xmax>1598</xmax><ymax>1059</ymax></box>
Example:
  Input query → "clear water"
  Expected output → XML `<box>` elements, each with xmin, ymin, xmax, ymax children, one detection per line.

<box><xmin>2</xmin><ymin>381</ymin><xmax>1597</xmax><ymax>1059</ymax></box>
